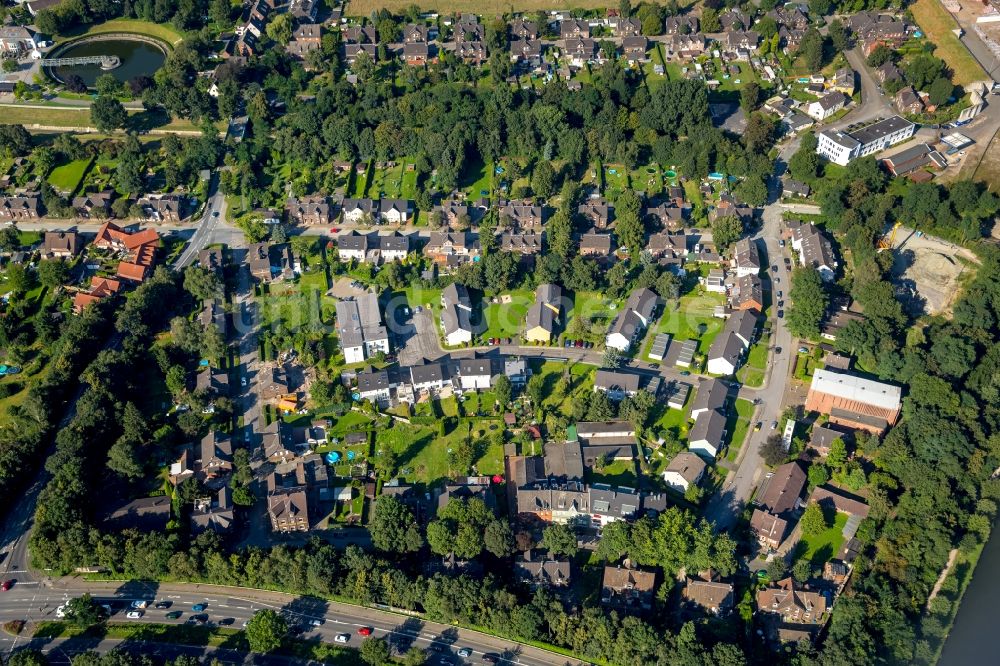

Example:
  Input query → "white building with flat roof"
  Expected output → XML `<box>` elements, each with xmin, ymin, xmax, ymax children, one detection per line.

<box><xmin>816</xmin><ymin>116</ymin><xmax>916</xmax><ymax>166</ymax></box>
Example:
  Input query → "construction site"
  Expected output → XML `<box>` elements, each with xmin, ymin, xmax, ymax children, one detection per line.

<box><xmin>882</xmin><ymin>224</ymin><xmax>980</xmax><ymax>316</ymax></box>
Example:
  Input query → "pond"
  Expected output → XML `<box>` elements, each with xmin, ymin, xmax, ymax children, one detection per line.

<box><xmin>47</xmin><ymin>37</ymin><xmax>167</xmax><ymax>88</ymax></box>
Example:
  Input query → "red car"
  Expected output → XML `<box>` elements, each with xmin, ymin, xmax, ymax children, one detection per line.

<box><xmin>1</xmin><ymin>580</ymin><xmax>13</xmax><ymax>591</ymax></box>
<box><xmin>330</xmin><ymin>227</ymin><xmax>340</xmax><ymax>234</ymax></box>
<box><xmin>357</xmin><ymin>627</ymin><xmax>373</xmax><ymax>636</ymax></box>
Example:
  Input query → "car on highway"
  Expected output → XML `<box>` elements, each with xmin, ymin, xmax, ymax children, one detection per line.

<box><xmin>1</xmin><ymin>579</ymin><xmax>13</xmax><ymax>591</ymax></box>
<box><xmin>457</xmin><ymin>648</ymin><xmax>472</xmax><ymax>658</ymax></box>
<box><xmin>219</xmin><ymin>618</ymin><xmax>235</xmax><ymax>626</ymax></box>
<box><xmin>334</xmin><ymin>633</ymin><xmax>351</xmax><ymax>643</ymax></box>
<box><xmin>166</xmin><ymin>611</ymin><xmax>183</xmax><ymax>620</ymax></box>
<box><xmin>126</xmin><ymin>611</ymin><xmax>143</xmax><ymax>619</ymax></box>
<box><xmin>131</xmin><ymin>600</ymin><xmax>148</xmax><ymax>609</ymax></box>
<box><xmin>771</xmin><ymin>421</ymin><xmax>778</xmax><ymax>430</ymax></box>
<box><xmin>357</xmin><ymin>627</ymin><xmax>373</xmax><ymax>636</ymax></box>
<box><xmin>191</xmin><ymin>603</ymin><xmax>207</xmax><ymax>612</ymax></box>
<box><xmin>482</xmin><ymin>656</ymin><xmax>499</xmax><ymax>664</ymax></box>
<box><xmin>189</xmin><ymin>614</ymin><xmax>209</xmax><ymax>624</ymax></box>
<box><xmin>154</xmin><ymin>601</ymin><xmax>171</xmax><ymax>609</ymax></box>
<box><xmin>309</xmin><ymin>619</ymin><xmax>323</xmax><ymax>626</ymax></box>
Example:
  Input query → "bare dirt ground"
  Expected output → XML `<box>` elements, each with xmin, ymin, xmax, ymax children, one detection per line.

<box><xmin>889</xmin><ymin>227</ymin><xmax>980</xmax><ymax>316</ymax></box>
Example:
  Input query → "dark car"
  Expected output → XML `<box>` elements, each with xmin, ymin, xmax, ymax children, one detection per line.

<box><xmin>154</xmin><ymin>601</ymin><xmax>171</xmax><ymax>609</ymax></box>
<box><xmin>218</xmin><ymin>618</ymin><xmax>235</xmax><ymax>626</ymax></box>
<box><xmin>189</xmin><ymin>614</ymin><xmax>209</xmax><ymax>624</ymax></box>
<box><xmin>165</xmin><ymin>611</ymin><xmax>182</xmax><ymax>620</ymax></box>
<box><xmin>192</xmin><ymin>603</ymin><xmax>207</xmax><ymax>612</ymax></box>
<box><xmin>482</xmin><ymin>656</ymin><xmax>499</xmax><ymax>664</ymax></box>
<box><xmin>777</xmin><ymin>309</ymin><xmax>784</xmax><ymax>318</ymax></box>
<box><xmin>775</xmin><ymin>347</ymin><xmax>782</xmax><ymax>354</ymax></box>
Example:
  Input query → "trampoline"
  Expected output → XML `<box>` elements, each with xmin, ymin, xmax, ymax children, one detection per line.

<box><xmin>351</xmin><ymin>392</ymin><xmax>361</xmax><ymax>401</ymax></box>
<box><xmin>347</xmin><ymin>450</ymin><xmax>356</xmax><ymax>461</ymax></box>
<box><xmin>665</xmin><ymin>170</ymin><xmax>677</xmax><ymax>178</ymax></box>
<box><xmin>326</xmin><ymin>451</ymin><xmax>341</xmax><ymax>464</ymax></box>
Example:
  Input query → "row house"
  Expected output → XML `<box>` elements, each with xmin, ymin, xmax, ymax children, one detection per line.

<box><xmin>286</xmin><ymin>195</ymin><xmax>332</xmax><ymax>225</ymax></box>
<box><xmin>499</xmin><ymin>200</ymin><xmax>544</xmax><ymax>229</ymax></box>
<box><xmin>579</xmin><ymin>229</ymin><xmax>613</xmax><ymax>259</ymax></box>
<box><xmin>342</xmin><ymin>198</ymin><xmax>412</xmax><ymax>224</ymax></box>
<box><xmin>335</xmin><ymin>291</ymin><xmax>390</xmax><ymax>364</ymax></box>
<box><xmin>622</xmin><ymin>36</ymin><xmax>649</xmax><ymax>63</ymax></box>
<box><xmin>578</xmin><ymin>197</ymin><xmax>613</xmax><ymax>228</ymax></box>
<box><xmin>456</xmin><ymin>40</ymin><xmax>486</xmax><ymax>64</ymax></box>
<box><xmin>559</xmin><ymin>18</ymin><xmax>590</xmax><ymax>39</ymax></box>
<box><xmin>267</xmin><ymin>455</ymin><xmax>329</xmax><ymax>532</ymax></box>
<box><xmin>664</xmin><ymin>16</ymin><xmax>698</xmax><ymax>35</ymax></box>
<box><xmin>72</xmin><ymin>190</ymin><xmax>112</xmax><ymax>218</ymax></box>
<box><xmin>424</xmin><ymin>231</ymin><xmax>480</xmax><ymax>270</ymax></box>
<box><xmin>606</xmin><ymin>288</ymin><xmax>661</xmax><ymax>352</ymax></box>
<box><xmin>0</xmin><ymin>194</ymin><xmax>40</xmax><ymax>221</ymax></box>
<box><xmin>563</xmin><ymin>37</ymin><xmax>599</xmax><ymax>67</ymax></box>
<box><xmin>510</xmin><ymin>18</ymin><xmax>539</xmax><ymax>40</ymax></box>
<box><xmin>501</xmin><ymin>230</ymin><xmax>543</xmax><ymax>257</ymax></box>
<box><xmin>609</xmin><ymin>16</ymin><xmax>641</xmax><ymax>37</ymax></box>
<box><xmin>337</xmin><ymin>231</ymin><xmax>410</xmax><ymax>263</ymax></box>
<box><xmin>666</xmin><ymin>33</ymin><xmax>705</xmax><ymax>59</ymax></box>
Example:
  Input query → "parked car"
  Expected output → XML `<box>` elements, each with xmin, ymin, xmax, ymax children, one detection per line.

<box><xmin>309</xmin><ymin>619</ymin><xmax>323</xmax><ymax>626</ymax></box>
<box><xmin>777</xmin><ymin>300</ymin><xmax>784</xmax><ymax>307</ymax></box>
<box><xmin>777</xmin><ymin>310</ymin><xmax>784</xmax><ymax>318</ymax></box>
<box><xmin>798</xmin><ymin>347</ymin><xmax>809</xmax><ymax>353</ymax></box>
<box><xmin>779</xmin><ymin>239</ymin><xmax>785</xmax><ymax>247</ymax></box>
<box><xmin>777</xmin><ymin>291</ymin><xmax>782</xmax><ymax>298</ymax></box>
<box><xmin>754</xmin><ymin>422</ymin><xmax>762</xmax><ymax>431</ymax></box>
<box><xmin>334</xmin><ymin>633</ymin><xmax>351</xmax><ymax>643</ymax></box>
<box><xmin>771</xmin><ymin>421</ymin><xmax>779</xmax><ymax>429</ymax></box>
<box><xmin>241</xmin><ymin>377</ymin><xmax>248</xmax><ymax>387</ymax></box>
<box><xmin>771</xmin><ymin>265</ymin><xmax>778</xmax><ymax>272</ymax></box>
<box><xmin>775</xmin><ymin>347</ymin><xmax>782</xmax><ymax>354</ymax></box>
<box><xmin>126</xmin><ymin>611</ymin><xmax>143</xmax><ymax>619</ymax></box>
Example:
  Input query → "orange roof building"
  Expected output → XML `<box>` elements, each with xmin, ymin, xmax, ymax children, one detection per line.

<box><xmin>73</xmin><ymin>277</ymin><xmax>123</xmax><ymax>313</ymax></box>
<box><xmin>93</xmin><ymin>221</ymin><xmax>160</xmax><ymax>283</ymax></box>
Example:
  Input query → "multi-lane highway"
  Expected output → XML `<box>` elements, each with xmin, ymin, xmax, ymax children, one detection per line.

<box><xmin>0</xmin><ymin>581</ymin><xmax>582</xmax><ymax>666</ymax></box>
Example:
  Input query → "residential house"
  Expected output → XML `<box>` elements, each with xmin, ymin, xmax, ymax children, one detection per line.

<box><xmin>605</xmin><ymin>288</ymin><xmax>661</xmax><ymax>352</ymax></box>
<box><xmin>379</xmin><ymin>199</ymin><xmax>412</xmax><ymax>224</ymax></box>
<box><xmin>768</xmin><ymin>6</ymin><xmax>809</xmax><ymax>30</ymax></box>
<box><xmin>593</xmin><ymin>369</ymin><xmax>641</xmax><ymax>402</ymax></box>
<box><xmin>457</xmin><ymin>357</ymin><xmax>493</xmax><ymax>391</ymax></box>
<box><xmin>433</xmin><ymin>200</ymin><xmax>484</xmax><ymax>229</ymax></box>
<box><xmin>757</xmin><ymin>462</ymin><xmax>807</xmax><ymax>514</ymax></box>
<box><xmin>832</xmin><ymin>67</ymin><xmax>856</xmax><ymax>95</ymax></box>
<box><xmin>501</xmin><ymin>230</ymin><xmax>544</xmax><ymax>257</ymax></box>
<box><xmin>71</xmin><ymin>190</ymin><xmax>112</xmax><ymax>218</ymax></box>
<box><xmin>138</xmin><ymin>195</ymin><xmax>184</xmax><ymax>222</ymax></box>
<box><xmin>441</xmin><ymin>282</ymin><xmax>474</xmax><ymax>346</ymax></box>
<box><xmin>750</xmin><ymin>509</ymin><xmax>789</xmax><ymax>550</ymax></box>
<box><xmin>379</xmin><ymin>231</ymin><xmax>410</xmax><ymax>261</ymax></box>
<box><xmin>199</xmin><ymin>247</ymin><xmax>225</xmax><ymax>276</ymax></box>
<box><xmin>667</xmin><ymin>33</ymin><xmax>705</xmax><ymax>59</ymax></box>
<box><xmin>43</xmin><ymin>231</ymin><xmax>81</xmax><ymax>258</ymax></box>
<box><xmin>262</xmin><ymin>421</ymin><xmax>296</xmax><ymax>463</ymax></box>
<box><xmin>248</xmin><ymin>242</ymin><xmax>296</xmax><ymax>282</ymax></box>
<box><xmin>719</xmin><ymin>8</ymin><xmax>752</xmax><ymax>32</ymax></box>
<box><xmin>589</xmin><ymin>484</ymin><xmax>642</xmax><ymax>526</ymax></box>
<box><xmin>622</xmin><ymin>36</ymin><xmax>648</xmax><ymax>62</ymax></box>
<box><xmin>72</xmin><ymin>276</ymin><xmax>122</xmax><ymax>313</ymax></box>
<box><xmin>356</xmin><ymin>367</ymin><xmax>393</xmax><ymax>405</ymax></box>
<box><xmin>266</xmin><ymin>455</ymin><xmax>329</xmax><ymax>532</ymax></box>
<box><xmin>805</xmin><ymin>368</ymin><xmax>902</xmax><ymax>434</ymax></box>
<box><xmin>610</xmin><ymin>16</ymin><xmax>642</xmax><ymax>37</ymax></box>
<box><xmin>190</xmin><ymin>487</ymin><xmax>235</xmax><ymax>533</ymax></box>
<box><xmin>578</xmin><ymin>198</ymin><xmax>613</xmax><ymax>229</ymax></box>
<box><xmin>683</xmin><ymin>573</ymin><xmax>734</xmax><ymax>615</ymax></box>
<box><xmin>288</xmin><ymin>23</ymin><xmax>322</xmax><ymax>60</ymax></box>
<box><xmin>724</xmin><ymin>30</ymin><xmax>759</xmax><ymax>52</ymax></box>
<box><xmin>689</xmin><ymin>409</ymin><xmax>727</xmax><ymax>459</ymax></box>
<box><xmin>787</xmin><ymin>220</ymin><xmax>838</xmax><ymax>281</ymax></box>
<box><xmin>881</xmin><ymin>143</ymin><xmax>947</xmax><ymax>177</ymax></box>
<box><xmin>510</xmin><ymin>18</ymin><xmax>539</xmax><ymax>40</ymax></box>
<box><xmin>504</xmin><ymin>357</ymin><xmax>529</xmax><ymax>385</ymax></box>
<box><xmin>198</xmin><ymin>431</ymin><xmax>233</xmax><ymax>483</ymax></box>
<box><xmin>0</xmin><ymin>195</ymin><xmax>40</xmax><ymax>221</ymax></box>
<box><xmin>456</xmin><ymin>40</ymin><xmax>486</xmax><ymax>64</ymax></box>
<box><xmin>730</xmin><ymin>238</ymin><xmax>761</xmax><ymax>277</ymax></box>
<box><xmin>728</xmin><ymin>274</ymin><xmax>764</xmax><ymax>312</ymax></box>
<box><xmin>874</xmin><ymin>61</ymin><xmax>902</xmax><ymax>85</ymax></box>
<box><xmin>104</xmin><ymin>496</ymin><xmax>172</xmax><ymax>532</ymax></box>
<box><xmin>824</xmin><ymin>560</ymin><xmax>849</xmax><ymax>585</ymax></box>
<box><xmin>195</xmin><ymin>365</ymin><xmax>229</xmax><ymax>397</ymax></box>
<box><xmin>285</xmin><ymin>195</ymin><xmax>331</xmax><ymax>225</ymax></box>
<box><xmin>756</xmin><ymin>578</ymin><xmax>828</xmax><ymax>642</ymax></box>
<box><xmin>806</xmin><ymin>91</ymin><xmax>847</xmax><ymax>121</ymax></box>
<box><xmin>648</xmin><ymin>232</ymin><xmax>688</xmax><ymax>273</ymax></box>
<box><xmin>499</xmin><ymin>200</ymin><xmax>543</xmax><ymax>229</ymax></box>
<box><xmin>404</xmin><ymin>41</ymin><xmax>430</xmax><ymax>66</ymax></box>
<box><xmin>707</xmin><ymin>309</ymin><xmax>758</xmax><ymax>375</ymax></box>
<box><xmin>342</xmin><ymin>198</ymin><xmax>376</xmax><ymax>224</ymax></box>
<box><xmin>559</xmin><ymin>18</ymin><xmax>590</xmax><ymax>39</ymax></box>
<box><xmin>336</xmin><ymin>292</ymin><xmax>390</xmax><ymax>364</ymax></box>
<box><xmin>690</xmin><ymin>378</ymin><xmax>728</xmax><ymax>420</ymax></box>
<box><xmin>664</xmin><ymin>16</ymin><xmax>699</xmax><ymax>34</ymax></box>
<box><xmin>424</xmin><ymin>231</ymin><xmax>480</xmax><ymax>269</ymax></box>
<box><xmin>0</xmin><ymin>26</ymin><xmax>38</xmax><ymax>55</ymax></box>
<box><xmin>782</xmin><ymin>178</ymin><xmax>811</xmax><ymax>198</ymax></box>
<box><xmin>524</xmin><ymin>283</ymin><xmax>562</xmax><ymax>343</ymax></box>
<box><xmin>337</xmin><ymin>231</ymin><xmax>377</xmax><ymax>263</ymax></box>
<box><xmin>563</xmin><ymin>37</ymin><xmax>598</xmax><ymax>66</ymax></box>
<box><xmin>579</xmin><ymin>229</ymin><xmax>613</xmax><ymax>258</ymax></box>
<box><xmin>895</xmin><ymin>86</ymin><xmax>924</xmax><ymax>115</ymax></box>
<box><xmin>510</xmin><ymin>38</ymin><xmax>542</xmax><ymax>67</ymax></box>
<box><xmin>601</xmin><ymin>563</ymin><xmax>656</xmax><ymax>612</ymax></box>
<box><xmin>662</xmin><ymin>451</ymin><xmax>706</xmax><ymax>493</ymax></box>
<box><xmin>848</xmin><ymin>11</ymin><xmax>906</xmax><ymax>54</ymax></box>
<box><xmin>809</xmin><ymin>423</ymin><xmax>848</xmax><ymax>457</ymax></box>
<box><xmin>93</xmin><ymin>221</ymin><xmax>159</xmax><ymax>283</ymax></box>
<box><xmin>260</xmin><ymin>365</ymin><xmax>291</xmax><ymax>402</ymax></box>
<box><xmin>515</xmin><ymin>552</ymin><xmax>572</xmax><ymax>589</ymax></box>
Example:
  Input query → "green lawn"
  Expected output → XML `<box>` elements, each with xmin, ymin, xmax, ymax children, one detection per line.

<box><xmin>586</xmin><ymin>459</ymin><xmax>639</xmax><ymax>487</ymax></box>
<box><xmin>724</xmin><ymin>398</ymin><xmax>754</xmax><ymax>462</ymax></box>
<box><xmin>736</xmin><ymin>332</ymin><xmax>769</xmax><ymax>388</ymax></box>
<box><xmin>374</xmin><ymin>417</ymin><xmax>503</xmax><ymax>486</ymax></box>
<box><xmin>460</xmin><ymin>157</ymin><xmax>493</xmax><ymax>200</ymax></box>
<box><xmin>49</xmin><ymin>157</ymin><xmax>95</xmax><ymax>194</ymax></box>
<box><xmin>479</xmin><ymin>289</ymin><xmax>534</xmax><ymax>341</ymax></box>
<box><xmin>630</xmin><ymin>163</ymin><xmax>664</xmax><ymax>197</ymax></box>
<box><xmin>567</xmin><ymin>290</ymin><xmax>620</xmax><ymax>343</ymax></box>
<box><xmin>796</xmin><ymin>511</ymin><xmax>848</xmax><ymax>566</ymax></box>
<box><xmin>602</xmin><ymin>163</ymin><xmax>630</xmax><ymax>201</ymax></box>
<box><xmin>654</xmin><ymin>290</ymin><xmax>725</xmax><ymax>355</ymax></box>
<box><xmin>54</xmin><ymin>18</ymin><xmax>184</xmax><ymax>45</ymax></box>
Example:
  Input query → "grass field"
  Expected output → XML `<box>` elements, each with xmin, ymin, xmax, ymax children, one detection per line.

<box><xmin>0</xmin><ymin>105</ymin><xmax>210</xmax><ymax>134</ymax></box>
<box><xmin>724</xmin><ymin>398</ymin><xmax>754</xmax><ymax>462</ymax></box>
<box><xmin>796</xmin><ymin>511</ymin><xmax>848</xmax><ymax>566</ymax></box>
<box><xmin>55</xmin><ymin>18</ymin><xmax>184</xmax><ymax>46</ymax></box>
<box><xmin>479</xmin><ymin>289</ymin><xmax>533</xmax><ymax>340</ymax></box>
<box><xmin>654</xmin><ymin>290</ymin><xmax>725</xmax><ymax>355</ymax></box>
<box><xmin>346</xmin><ymin>0</ymin><xmax>696</xmax><ymax>13</ymax></box>
<box><xmin>910</xmin><ymin>0</ymin><xmax>988</xmax><ymax>86</ymax></box>
<box><xmin>47</xmin><ymin>157</ymin><xmax>92</xmax><ymax>194</ymax></box>
<box><xmin>736</xmin><ymin>332</ymin><xmax>769</xmax><ymax>388</ymax></box>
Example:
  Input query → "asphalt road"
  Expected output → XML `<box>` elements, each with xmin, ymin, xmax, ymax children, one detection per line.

<box><xmin>173</xmin><ymin>172</ymin><xmax>228</xmax><ymax>270</ymax></box>
<box><xmin>0</xmin><ymin>581</ymin><xmax>583</xmax><ymax>666</ymax></box>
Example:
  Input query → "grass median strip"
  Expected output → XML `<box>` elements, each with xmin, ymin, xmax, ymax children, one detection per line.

<box><xmin>910</xmin><ymin>0</ymin><xmax>987</xmax><ymax>86</ymax></box>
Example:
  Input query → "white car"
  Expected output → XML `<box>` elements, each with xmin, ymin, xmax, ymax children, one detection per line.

<box><xmin>241</xmin><ymin>377</ymin><xmax>248</xmax><ymax>387</ymax></box>
<box><xmin>131</xmin><ymin>600</ymin><xmax>148</xmax><ymax>609</ymax></box>
<box><xmin>457</xmin><ymin>648</ymin><xmax>473</xmax><ymax>658</ymax></box>
<box><xmin>334</xmin><ymin>633</ymin><xmax>351</xmax><ymax>644</ymax></box>
<box><xmin>126</xmin><ymin>611</ymin><xmax>143</xmax><ymax>619</ymax></box>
